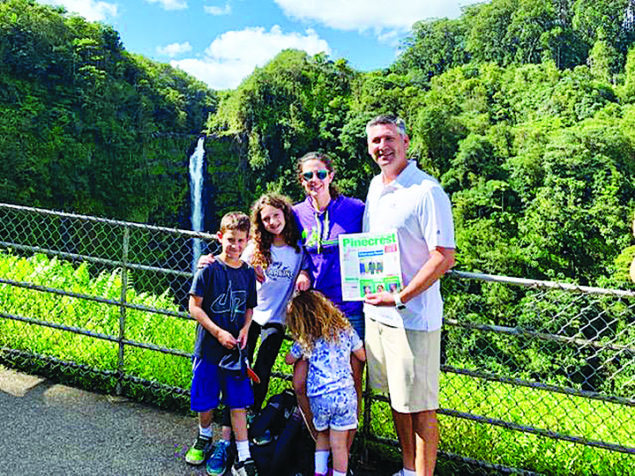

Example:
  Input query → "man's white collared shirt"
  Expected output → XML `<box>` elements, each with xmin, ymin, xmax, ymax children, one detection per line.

<box><xmin>363</xmin><ymin>160</ymin><xmax>455</xmax><ymax>331</ymax></box>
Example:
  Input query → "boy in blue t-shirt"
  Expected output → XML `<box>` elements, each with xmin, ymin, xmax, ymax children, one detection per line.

<box><xmin>185</xmin><ymin>212</ymin><xmax>258</xmax><ymax>476</ymax></box>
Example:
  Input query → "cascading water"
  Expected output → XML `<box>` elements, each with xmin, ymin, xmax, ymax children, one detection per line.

<box><xmin>189</xmin><ymin>136</ymin><xmax>205</xmax><ymax>272</ymax></box>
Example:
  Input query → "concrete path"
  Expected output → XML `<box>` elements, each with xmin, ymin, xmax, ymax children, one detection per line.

<box><xmin>0</xmin><ymin>366</ymin><xmax>389</xmax><ymax>476</ymax></box>
<box><xmin>0</xmin><ymin>366</ymin><xmax>210</xmax><ymax>476</ymax></box>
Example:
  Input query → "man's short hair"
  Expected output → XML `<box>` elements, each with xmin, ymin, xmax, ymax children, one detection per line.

<box><xmin>366</xmin><ymin>114</ymin><xmax>407</xmax><ymax>138</ymax></box>
<box><xmin>219</xmin><ymin>211</ymin><xmax>250</xmax><ymax>234</ymax></box>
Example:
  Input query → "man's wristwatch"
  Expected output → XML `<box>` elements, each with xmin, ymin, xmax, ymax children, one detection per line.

<box><xmin>394</xmin><ymin>293</ymin><xmax>406</xmax><ymax>310</ymax></box>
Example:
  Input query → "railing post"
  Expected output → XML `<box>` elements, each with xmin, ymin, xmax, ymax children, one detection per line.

<box><xmin>117</xmin><ymin>226</ymin><xmax>130</xmax><ymax>396</ymax></box>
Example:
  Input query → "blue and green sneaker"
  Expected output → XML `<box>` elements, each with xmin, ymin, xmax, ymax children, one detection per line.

<box><xmin>206</xmin><ymin>440</ymin><xmax>231</xmax><ymax>475</ymax></box>
<box><xmin>185</xmin><ymin>434</ymin><xmax>212</xmax><ymax>465</ymax></box>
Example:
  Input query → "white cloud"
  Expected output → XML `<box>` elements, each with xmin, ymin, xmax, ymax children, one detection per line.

<box><xmin>156</xmin><ymin>41</ymin><xmax>192</xmax><ymax>57</ymax></box>
<box><xmin>171</xmin><ymin>58</ymin><xmax>254</xmax><ymax>91</ymax></box>
<box><xmin>40</xmin><ymin>0</ymin><xmax>118</xmax><ymax>21</ymax></box>
<box><xmin>171</xmin><ymin>26</ymin><xmax>330</xmax><ymax>90</ymax></box>
<box><xmin>274</xmin><ymin>0</ymin><xmax>477</xmax><ymax>33</ymax></box>
<box><xmin>377</xmin><ymin>30</ymin><xmax>401</xmax><ymax>46</ymax></box>
<box><xmin>145</xmin><ymin>0</ymin><xmax>187</xmax><ymax>11</ymax></box>
<box><xmin>204</xmin><ymin>4</ymin><xmax>231</xmax><ymax>15</ymax></box>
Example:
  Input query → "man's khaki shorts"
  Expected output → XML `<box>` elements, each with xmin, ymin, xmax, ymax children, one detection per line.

<box><xmin>365</xmin><ymin>317</ymin><xmax>440</xmax><ymax>413</ymax></box>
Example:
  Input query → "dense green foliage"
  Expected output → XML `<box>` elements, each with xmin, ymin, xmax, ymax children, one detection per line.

<box><xmin>394</xmin><ymin>0</ymin><xmax>635</xmax><ymax>80</ymax></box>
<box><xmin>370</xmin><ymin>374</ymin><xmax>635</xmax><ymax>475</ymax></box>
<box><xmin>3</xmin><ymin>1</ymin><xmax>635</xmax><ymax>473</ymax></box>
<box><xmin>0</xmin><ymin>251</ymin><xmax>195</xmax><ymax>387</ymax></box>
<box><xmin>2</xmin><ymin>250</ymin><xmax>633</xmax><ymax>475</ymax></box>
<box><xmin>3</xmin><ymin>0</ymin><xmax>635</xmax><ymax>284</ymax></box>
<box><xmin>0</xmin><ymin>0</ymin><xmax>216</xmax><ymax>223</ymax></box>
<box><xmin>207</xmin><ymin>50</ymin><xmax>370</xmax><ymax>202</ymax></box>
<box><xmin>209</xmin><ymin>60</ymin><xmax>635</xmax><ymax>287</ymax></box>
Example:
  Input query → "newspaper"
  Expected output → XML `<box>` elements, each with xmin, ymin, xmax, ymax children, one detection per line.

<box><xmin>339</xmin><ymin>230</ymin><xmax>403</xmax><ymax>301</ymax></box>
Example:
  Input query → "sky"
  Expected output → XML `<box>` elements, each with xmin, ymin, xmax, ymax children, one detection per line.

<box><xmin>38</xmin><ymin>0</ymin><xmax>482</xmax><ymax>91</ymax></box>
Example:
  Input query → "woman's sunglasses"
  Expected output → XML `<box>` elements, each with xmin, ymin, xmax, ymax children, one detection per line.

<box><xmin>302</xmin><ymin>170</ymin><xmax>329</xmax><ymax>181</ymax></box>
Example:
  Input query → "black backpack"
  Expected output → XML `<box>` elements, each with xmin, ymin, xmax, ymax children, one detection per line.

<box><xmin>248</xmin><ymin>389</ymin><xmax>315</xmax><ymax>476</ymax></box>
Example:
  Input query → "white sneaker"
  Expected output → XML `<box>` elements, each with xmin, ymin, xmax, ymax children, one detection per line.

<box><xmin>231</xmin><ymin>457</ymin><xmax>258</xmax><ymax>476</ymax></box>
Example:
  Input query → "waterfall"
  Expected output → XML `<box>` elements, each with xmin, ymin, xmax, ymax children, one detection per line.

<box><xmin>189</xmin><ymin>136</ymin><xmax>205</xmax><ymax>272</ymax></box>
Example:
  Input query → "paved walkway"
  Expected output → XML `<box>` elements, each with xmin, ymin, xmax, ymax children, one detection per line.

<box><xmin>0</xmin><ymin>366</ymin><xmax>212</xmax><ymax>476</ymax></box>
<box><xmin>0</xmin><ymin>366</ymin><xmax>389</xmax><ymax>476</ymax></box>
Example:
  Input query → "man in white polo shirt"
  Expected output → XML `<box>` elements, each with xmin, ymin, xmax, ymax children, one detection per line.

<box><xmin>363</xmin><ymin>115</ymin><xmax>455</xmax><ymax>476</ymax></box>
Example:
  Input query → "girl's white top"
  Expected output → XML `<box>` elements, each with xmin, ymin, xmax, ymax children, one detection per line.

<box><xmin>242</xmin><ymin>241</ymin><xmax>308</xmax><ymax>326</ymax></box>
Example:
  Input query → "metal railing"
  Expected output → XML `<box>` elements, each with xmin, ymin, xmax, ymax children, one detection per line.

<box><xmin>1</xmin><ymin>202</ymin><xmax>633</xmax><ymax>475</ymax></box>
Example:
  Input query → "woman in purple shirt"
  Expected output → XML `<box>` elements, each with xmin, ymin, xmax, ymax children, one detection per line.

<box><xmin>292</xmin><ymin>151</ymin><xmax>365</xmax><ymax>444</ymax></box>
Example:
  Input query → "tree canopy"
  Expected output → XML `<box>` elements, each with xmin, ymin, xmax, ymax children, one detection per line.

<box><xmin>0</xmin><ymin>0</ymin><xmax>216</xmax><ymax>223</ymax></box>
<box><xmin>2</xmin><ymin>0</ymin><xmax>635</xmax><ymax>287</ymax></box>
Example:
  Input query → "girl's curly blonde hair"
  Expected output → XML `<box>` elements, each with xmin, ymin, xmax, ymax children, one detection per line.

<box><xmin>286</xmin><ymin>290</ymin><xmax>351</xmax><ymax>355</ymax></box>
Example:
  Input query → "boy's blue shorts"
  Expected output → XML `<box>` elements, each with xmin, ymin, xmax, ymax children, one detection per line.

<box><xmin>190</xmin><ymin>357</ymin><xmax>254</xmax><ymax>413</ymax></box>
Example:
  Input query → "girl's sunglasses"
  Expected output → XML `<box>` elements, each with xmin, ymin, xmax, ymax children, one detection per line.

<box><xmin>302</xmin><ymin>170</ymin><xmax>329</xmax><ymax>181</ymax></box>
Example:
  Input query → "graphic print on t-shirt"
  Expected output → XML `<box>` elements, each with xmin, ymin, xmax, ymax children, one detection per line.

<box><xmin>266</xmin><ymin>262</ymin><xmax>294</xmax><ymax>280</ymax></box>
<box><xmin>211</xmin><ymin>280</ymin><xmax>246</xmax><ymax>323</ymax></box>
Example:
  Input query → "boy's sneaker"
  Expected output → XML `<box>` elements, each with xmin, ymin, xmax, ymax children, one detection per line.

<box><xmin>251</xmin><ymin>429</ymin><xmax>272</xmax><ymax>446</ymax></box>
<box><xmin>314</xmin><ymin>470</ymin><xmax>333</xmax><ymax>476</ymax></box>
<box><xmin>231</xmin><ymin>457</ymin><xmax>258</xmax><ymax>476</ymax></box>
<box><xmin>185</xmin><ymin>434</ymin><xmax>212</xmax><ymax>465</ymax></box>
<box><xmin>206</xmin><ymin>440</ymin><xmax>231</xmax><ymax>475</ymax></box>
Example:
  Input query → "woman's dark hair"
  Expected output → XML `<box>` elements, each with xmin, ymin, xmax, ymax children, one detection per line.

<box><xmin>250</xmin><ymin>193</ymin><xmax>301</xmax><ymax>268</ymax></box>
<box><xmin>295</xmin><ymin>151</ymin><xmax>340</xmax><ymax>199</ymax></box>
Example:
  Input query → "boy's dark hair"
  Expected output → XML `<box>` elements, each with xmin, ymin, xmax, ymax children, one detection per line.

<box><xmin>219</xmin><ymin>211</ymin><xmax>250</xmax><ymax>234</ymax></box>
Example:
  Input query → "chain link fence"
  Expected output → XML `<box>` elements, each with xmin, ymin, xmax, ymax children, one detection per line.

<box><xmin>0</xmin><ymin>202</ymin><xmax>220</xmax><ymax>405</ymax></box>
<box><xmin>1</xmin><ymin>203</ymin><xmax>633</xmax><ymax>475</ymax></box>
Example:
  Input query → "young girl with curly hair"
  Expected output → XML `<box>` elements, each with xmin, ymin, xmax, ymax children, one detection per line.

<box><xmin>244</xmin><ymin>193</ymin><xmax>311</xmax><ymax>412</ymax></box>
<box><xmin>285</xmin><ymin>290</ymin><xmax>366</xmax><ymax>476</ymax></box>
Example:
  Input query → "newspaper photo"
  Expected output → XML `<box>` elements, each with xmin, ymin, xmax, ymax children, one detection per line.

<box><xmin>339</xmin><ymin>230</ymin><xmax>403</xmax><ymax>301</ymax></box>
